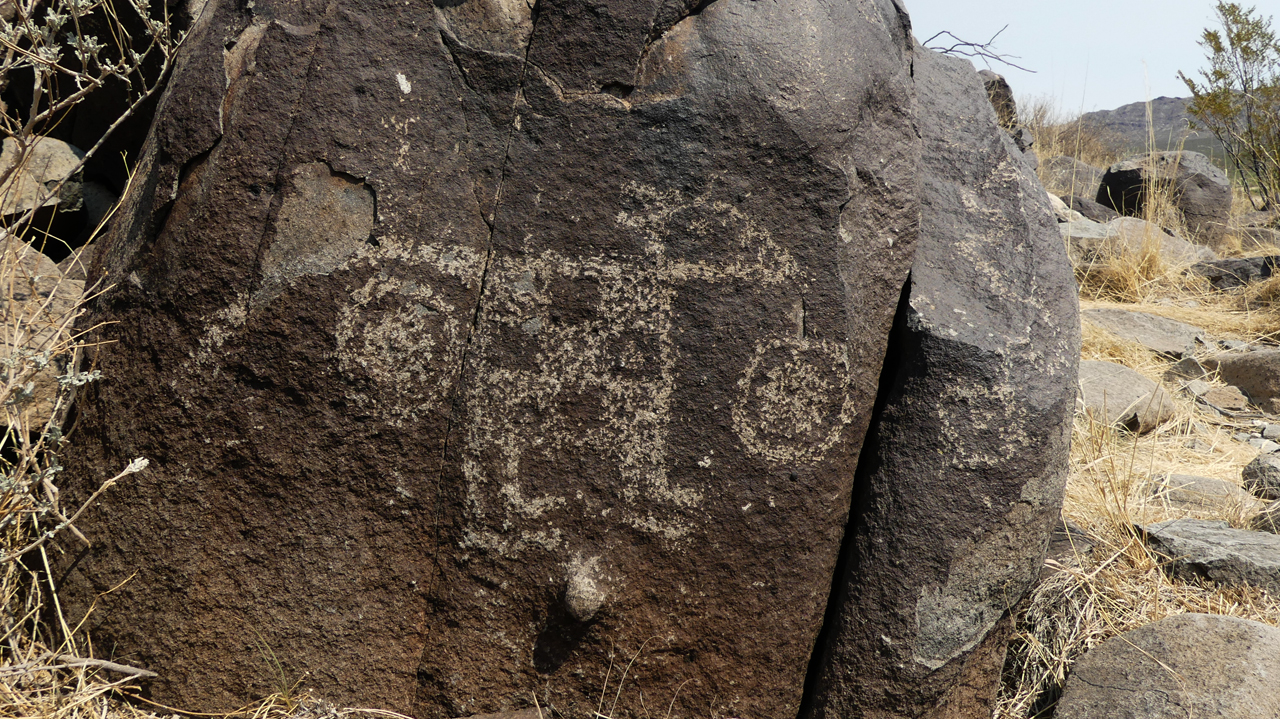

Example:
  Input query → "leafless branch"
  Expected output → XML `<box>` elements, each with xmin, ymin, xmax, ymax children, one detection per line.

<box><xmin>923</xmin><ymin>25</ymin><xmax>1036</xmax><ymax>74</ymax></box>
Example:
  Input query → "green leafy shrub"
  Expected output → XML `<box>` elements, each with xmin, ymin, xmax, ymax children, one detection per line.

<box><xmin>1179</xmin><ymin>1</ymin><xmax>1280</xmax><ymax>211</ymax></box>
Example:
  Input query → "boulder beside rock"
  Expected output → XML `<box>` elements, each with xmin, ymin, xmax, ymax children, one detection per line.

<box><xmin>59</xmin><ymin>1</ymin><xmax>927</xmax><ymax>716</ymax></box>
<box><xmin>1143</xmin><ymin>518</ymin><xmax>1280</xmax><ymax>592</ymax></box>
<box><xmin>1078</xmin><ymin>360</ymin><xmax>1176</xmax><ymax>433</ymax></box>
<box><xmin>1081</xmin><ymin>307</ymin><xmax>1203</xmax><ymax>358</ymax></box>
<box><xmin>803</xmin><ymin>46</ymin><xmax>1078</xmax><ymax>719</ymax></box>
<box><xmin>1097</xmin><ymin>151</ymin><xmax>1232</xmax><ymax>250</ymax></box>
<box><xmin>1055</xmin><ymin>613</ymin><xmax>1280</xmax><ymax>719</ymax></box>
<box><xmin>1199</xmin><ymin>349</ymin><xmax>1280</xmax><ymax>414</ymax></box>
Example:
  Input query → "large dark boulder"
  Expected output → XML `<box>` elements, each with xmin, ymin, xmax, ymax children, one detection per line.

<box><xmin>60</xmin><ymin>1</ymin><xmax>922</xmax><ymax>717</ymax></box>
<box><xmin>802</xmin><ymin>46</ymin><xmax>1079</xmax><ymax>719</ymax></box>
<box><xmin>1097</xmin><ymin>151</ymin><xmax>1232</xmax><ymax>249</ymax></box>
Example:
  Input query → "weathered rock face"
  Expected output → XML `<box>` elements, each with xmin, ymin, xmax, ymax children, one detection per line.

<box><xmin>60</xmin><ymin>0</ymin><xmax>921</xmax><ymax>717</ymax></box>
<box><xmin>802</xmin><ymin>47</ymin><xmax>1078</xmax><ymax>719</ymax></box>
<box><xmin>1055</xmin><ymin>613</ymin><xmax>1280</xmax><ymax>719</ymax></box>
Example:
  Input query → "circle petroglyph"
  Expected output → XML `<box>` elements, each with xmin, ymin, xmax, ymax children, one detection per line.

<box><xmin>732</xmin><ymin>338</ymin><xmax>856</xmax><ymax>464</ymax></box>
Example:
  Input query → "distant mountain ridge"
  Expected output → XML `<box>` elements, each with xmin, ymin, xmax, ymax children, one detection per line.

<box><xmin>1079</xmin><ymin>96</ymin><xmax>1226</xmax><ymax>163</ymax></box>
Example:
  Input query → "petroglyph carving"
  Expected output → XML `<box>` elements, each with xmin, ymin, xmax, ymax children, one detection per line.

<box><xmin>333</xmin><ymin>243</ymin><xmax>486</xmax><ymax>426</ymax></box>
<box><xmin>459</xmin><ymin>183</ymin><xmax>854</xmax><ymax>549</ymax></box>
<box><xmin>733</xmin><ymin>338</ymin><xmax>856</xmax><ymax>464</ymax></box>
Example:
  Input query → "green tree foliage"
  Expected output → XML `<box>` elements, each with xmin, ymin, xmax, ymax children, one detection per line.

<box><xmin>1179</xmin><ymin>2</ymin><xmax>1280</xmax><ymax>211</ymax></box>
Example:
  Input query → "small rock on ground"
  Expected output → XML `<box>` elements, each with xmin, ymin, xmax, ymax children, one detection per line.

<box><xmin>1190</xmin><ymin>256</ymin><xmax>1280</xmax><ymax>290</ymax></box>
<box><xmin>1201</xmin><ymin>385</ymin><xmax>1250</xmax><ymax>411</ymax></box>
<box><xmin>1249</xmin><ymin>438</ymin><xmax>1280</xmax><ymax>453</ymax></box>
<box><xmin>1078</xmin><ymin>360</ymin><xmax>1177</xmax><ymax>433</ymax></box>
<box><xmin>1165</xmin><ymin>356</ymin><xmax>1208</xmax><ymax>381</ymax></box>
<box><xmin>1200</xmin><ymin>349</ymin><xmax>1280</xmax><ymax>414</ymax></box>
<box><xmin>1243</xmin><ymin>454</ymin><xmax>1280</xmax><ymax>500</ymax></box>
<box><xmin>1149</xmin><ymin>473</ymin><xmax>1265</xmax><ymax>515</ymax></box>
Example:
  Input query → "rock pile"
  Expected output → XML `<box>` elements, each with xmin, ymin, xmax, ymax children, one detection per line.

<box><xmin>1043</xmin><ymin>144</ymin><xmax>1272</xmax><ymax>259</ymax></box>
<box><xmin>1096</xmin><ymin>151</ymin><xmax>1232</xmax><ymax>250</ymax></box>
<box><xmin>1038</xmin><ymin>97</ymin><xmax>1280</xmax><ymax>719</ymax></box>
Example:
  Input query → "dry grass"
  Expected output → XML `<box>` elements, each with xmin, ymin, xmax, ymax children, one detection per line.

<box><xmin>1022</xmin><ymin>96</ymin><xmax>1126</xmax><ymax>170</ymax></box>
<box><xmin>996</xmin><ymin>403</ymin><xmax>1280</xmax><ymax>718</ymax></box>
<box><xmin>1072</xmin><ymin>238</ymin><xmax>1195</xmax><ymax>304</ymax></box>
<box><xmin>1001</xmin><ymin>98</ymin><xmax>1280</xmax><ymax>708</ymax></box>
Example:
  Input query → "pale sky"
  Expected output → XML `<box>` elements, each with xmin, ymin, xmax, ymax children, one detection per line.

<box><xmin>902</xmin><ymin>0</ymin><xmax>1229</xmax><ymax>112</ymax></box>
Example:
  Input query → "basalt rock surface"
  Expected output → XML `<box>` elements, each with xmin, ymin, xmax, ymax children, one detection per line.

<box><xmin>802</xmin><ymin>46</ymin><xmax>1078</xmax><ymax>719</ymax></box>
<box><xmin>60</xmin><ymin>1</ymin><xmax>924</xmax><ymax>717</ymax></box>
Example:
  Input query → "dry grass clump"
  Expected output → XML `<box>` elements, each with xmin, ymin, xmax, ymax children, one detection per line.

<box><xmin>1073</xmin><ymin>243</ymin><xmax>1184</xmax><ymax>304</ymax></box>
<box><xmin>1071</xmin><ymin>224</ymin><xmax>1217</xmax><ymax>305</ymax></box>
<box><xmin>1079</xmin><ymin>273</ymin><xmax>1280</xmax><ymax>345</ymax></box>
<box><xmin>1106</xmin><ymin>296</ymin><xmax>1280</xmax><ymax>344</ymax></box>
<box><xmin>1241</xmin><ymin>274</ymin><xmax>1280</xmax><ymax>313</ymax></box>
<box><xmin>997</xmin><ymin>401</ymin><xmax>1280</xmax><ymax>718</ymax></box>
<box><xmin>1022</xmin><ymin>97</ymin><xmax>1126</xmax><ymax>170</ymax></box>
